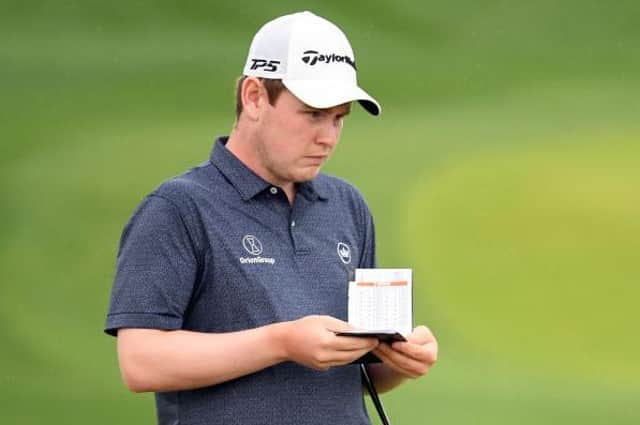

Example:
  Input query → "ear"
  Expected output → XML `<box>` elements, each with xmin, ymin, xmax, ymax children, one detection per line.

<box><xmin>241</xmin><ymin>77</ymin><xmax>265</xmax><ymax>121</ymax></box>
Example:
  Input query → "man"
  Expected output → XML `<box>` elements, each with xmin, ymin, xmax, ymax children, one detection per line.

<box><xmin>105</xmin><ymin>11</ymin><xmax>437</xmax><ymax>425</ymax></box>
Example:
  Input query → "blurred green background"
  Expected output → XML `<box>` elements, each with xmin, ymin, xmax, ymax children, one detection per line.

<box><xmin>1</xmin><ymin>0</ymin><xmax>639</xmax><ymax>423</ymax></box>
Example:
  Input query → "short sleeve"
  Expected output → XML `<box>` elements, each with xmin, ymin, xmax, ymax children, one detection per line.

<box><xmin>104</xmin><ymin>194</ymin><xmax>199</xmax><ymax>336</ymax></box>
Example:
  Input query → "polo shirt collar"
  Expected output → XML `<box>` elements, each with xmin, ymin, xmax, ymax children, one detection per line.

<box><xmin>297</xmin><ymin>179</ymin><xmax>327</xmax><ymax>202</ymax></box>
<box><xmin>210</xmin><ymin>136</ymin><xmax>328</xmax><ymax>202</ymax></box>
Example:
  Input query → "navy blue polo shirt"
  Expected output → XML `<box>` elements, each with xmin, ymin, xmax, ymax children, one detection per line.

<box><xmin>105</xmin><ymin>137</ymin><xmax>377</xmax><ymax>425</ymax></box>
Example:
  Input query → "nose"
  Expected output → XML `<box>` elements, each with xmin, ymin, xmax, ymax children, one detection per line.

<box><xmin>315</xmin><ymin>119</ymin><xmax>342</xmax><ymax>149</ymax></box>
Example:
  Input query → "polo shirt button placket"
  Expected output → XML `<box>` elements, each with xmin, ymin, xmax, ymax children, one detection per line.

<box><xmin>289</xmin><ymin>219</ymin><xmax>298</xmax><ymax>252</ymax></box>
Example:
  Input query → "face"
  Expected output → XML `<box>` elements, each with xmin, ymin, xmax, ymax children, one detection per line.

<box><xmin>253</xmin><ymin>86</ymin><xmax>351</xmax><ymax>187</ymax></box>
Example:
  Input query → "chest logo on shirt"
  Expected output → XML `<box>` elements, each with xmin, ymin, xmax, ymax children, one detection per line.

<box><xmin>240</xmin><ymin>235</ymin><xmax>275</xmax><ymax>265</ymax></box>
<box><xmin>242</xmin><ymin>235</ymin><xmax>263</xmax><ymax>256</ymax></box>
<box><xmin>337</xmin><ymin>242</ymin><xmax>352</xmax><ymax>264</ymax></box>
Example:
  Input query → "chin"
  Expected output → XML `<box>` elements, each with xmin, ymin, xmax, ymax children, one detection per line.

<box><xmin>293</xmin><ymin>168</ymin><xmax>321</xmax><ymax>183</ymax></box>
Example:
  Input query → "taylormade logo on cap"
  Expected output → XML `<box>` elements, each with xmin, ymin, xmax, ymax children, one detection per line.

<box><xmin>301</xmin><ymin>50</ymin><xmax>357</xmax><ymax>70</ymax></box>
<box><xmin>249</xmin><ymin>59</ymin><xmax>281</xmax><ymax>72</ymax></box>
<box><xmin>241</xmin><ymin>11</ymin><xmax>381</xmax><ymax>115</ymax></box>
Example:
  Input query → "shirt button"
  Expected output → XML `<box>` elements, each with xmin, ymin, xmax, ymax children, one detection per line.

<box><xmin>291</xmin><ymin>220</ymin><xmax>296</xmax><ymax>227</ymax></box>
<box><xmin>270</xmin><ymin>187</ymin><xmax>278</xmax><ymax>195</ymax></box>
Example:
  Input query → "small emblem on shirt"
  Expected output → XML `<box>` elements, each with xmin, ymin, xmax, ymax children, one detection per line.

<box><xmin>337</xmin><ymin>242</ymin><xmax>351</xmax><ymax>264</ymax></box>
<box><xmin>240</xmin><ymin>235</ymin><xmax>275</xmax><ymax>265</ymax></box>
<box><xmin>242</xmin><ymin>235</ymin><xmax>263</xmax><ymax>255</ymax></box>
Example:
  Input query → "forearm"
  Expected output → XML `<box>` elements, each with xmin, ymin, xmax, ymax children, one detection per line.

<box><xmin>117</xmin><ymin>315</ymin><xmax>379</xmax><ymax>393</ymax></box>
<box><xmin>117</xmin><ymin>323</ymin><xmax>288</xmax><ymax>392</ymax></box>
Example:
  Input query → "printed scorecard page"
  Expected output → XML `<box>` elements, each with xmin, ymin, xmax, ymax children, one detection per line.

<box><xmin>347</xmin><ymin>268</ymin><xmax>412</xmax><ymax>337</ymax></box>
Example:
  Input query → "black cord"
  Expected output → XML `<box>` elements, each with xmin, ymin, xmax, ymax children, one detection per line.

<box><xmin>360</xmin><ymin>364</ymin><xmax>391</xmax><ymax>425</ymax></box>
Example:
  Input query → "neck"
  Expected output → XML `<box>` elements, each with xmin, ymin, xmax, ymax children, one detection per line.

<box><xmin>226</xmin><ymin>127</ymin><xmax>296</xmax><ymax>205</ymax></box>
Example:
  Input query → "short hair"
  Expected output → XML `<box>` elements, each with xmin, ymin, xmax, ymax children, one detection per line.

<box><xmin>235</xmin><ymin>76</ymin><xmax>287</xmax><ymax>119</ymax></box>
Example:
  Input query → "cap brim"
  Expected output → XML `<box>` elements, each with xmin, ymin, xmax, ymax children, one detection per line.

<box><xmin>282</xmin><ymin>79</ymin><xmax>381</xmax><ymax>116</ymax></box>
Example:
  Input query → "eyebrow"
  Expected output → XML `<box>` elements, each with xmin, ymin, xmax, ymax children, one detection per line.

<box><xmin>300</xmin><ymin>105</ymin><xmax>351</xmax><ymax>116</ymax></box>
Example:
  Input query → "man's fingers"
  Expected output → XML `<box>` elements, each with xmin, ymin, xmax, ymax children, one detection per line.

<box><xmin>311</xmin><ymin>345</ymin><xmax>378</xmax><ymax>370</ymax></box>
<box><xmin>374</xmin><ymin>343</ymin><xmax>433</xmax><ymax>377</ymax></box>
<box><xmin>390</xmin><ymin>340</ymin><xmax>438</xmax><ymax>363</ymax></box>
<box><xmin>325</xmin><ymin>346</ymin><xmax>375</xmax><ymax>367</ymax></box>
<box><xmin>332</xmin><ymin>334</ymin><xmax>379</xmax><ymax>352</ymax></box>
<box><xmin>373</xmin><ymin>347</ymin><xmax>419</xmax><ymax>378</ymax></box>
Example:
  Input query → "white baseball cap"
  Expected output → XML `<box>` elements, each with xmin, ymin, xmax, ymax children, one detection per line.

<box><xmin>242</xmin><ymin>11</ymin><xmax>381</xmax><ymax>116</ymax></box>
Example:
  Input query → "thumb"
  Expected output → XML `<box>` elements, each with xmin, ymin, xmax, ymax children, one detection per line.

<box><xmin>319</xmin><ymin>315</ymin><xmax>353</xmax><ymax>332</ymax></box>
<box><xmin>407</xmin><ymin>325</ymin><xmax>435</xmax><ymax>345</ymax></box>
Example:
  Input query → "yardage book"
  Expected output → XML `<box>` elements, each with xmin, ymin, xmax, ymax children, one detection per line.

<box><xmin>342</xmin><ymin>268</ymin><xmax>413</xmax><ymax>340</ymax></box>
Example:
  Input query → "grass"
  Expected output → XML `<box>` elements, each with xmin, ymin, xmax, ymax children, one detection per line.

<box><xmin>1</xmin><ymin>1</ymin><xmax>639</xmax><ymax>423</ymax></box>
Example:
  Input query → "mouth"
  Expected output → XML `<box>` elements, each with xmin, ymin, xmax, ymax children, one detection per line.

<box><xmin>304</xmin><ymin>155</ymin><xmax>329</xmax><ymax>164</ymax></box>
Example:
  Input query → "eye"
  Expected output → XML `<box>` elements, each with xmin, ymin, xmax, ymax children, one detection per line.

<box><xmin>306</xmin><ymin>110</ymin><xmax>323</xmax><ymax>120</ymax></box>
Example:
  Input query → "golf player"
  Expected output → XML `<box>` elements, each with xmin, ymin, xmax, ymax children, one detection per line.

<box><xmin>105</xmin><ymin>11</ymin><xmax>437</xmax><ymax>425</ymax></box>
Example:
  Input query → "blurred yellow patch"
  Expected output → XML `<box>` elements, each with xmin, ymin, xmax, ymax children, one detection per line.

<box><xmin>407</xmin><ymin>131</ymin><xmax>640</xmax><ymax>388</ymax></box>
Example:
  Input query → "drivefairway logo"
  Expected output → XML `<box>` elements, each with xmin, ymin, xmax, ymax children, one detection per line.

<box><xmin>301</xmin><ymin>50</ymin><xmax>357</xmax><ymax>70</ymax></box>
<box><xmin>240</xmin><ymin>235</ymin><xmax>275</xmax><ymax>265</ymax></box>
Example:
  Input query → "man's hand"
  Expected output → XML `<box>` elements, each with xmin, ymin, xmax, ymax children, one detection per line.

<box><xmin>372</xmin><ymin>325</ymin><xmax>438</xmax><ymax>379</ymax></box>
<box><xmin>281</xmin><ymin>315</ymin><xmax>379</xmax><ymax>370</ymax></box>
